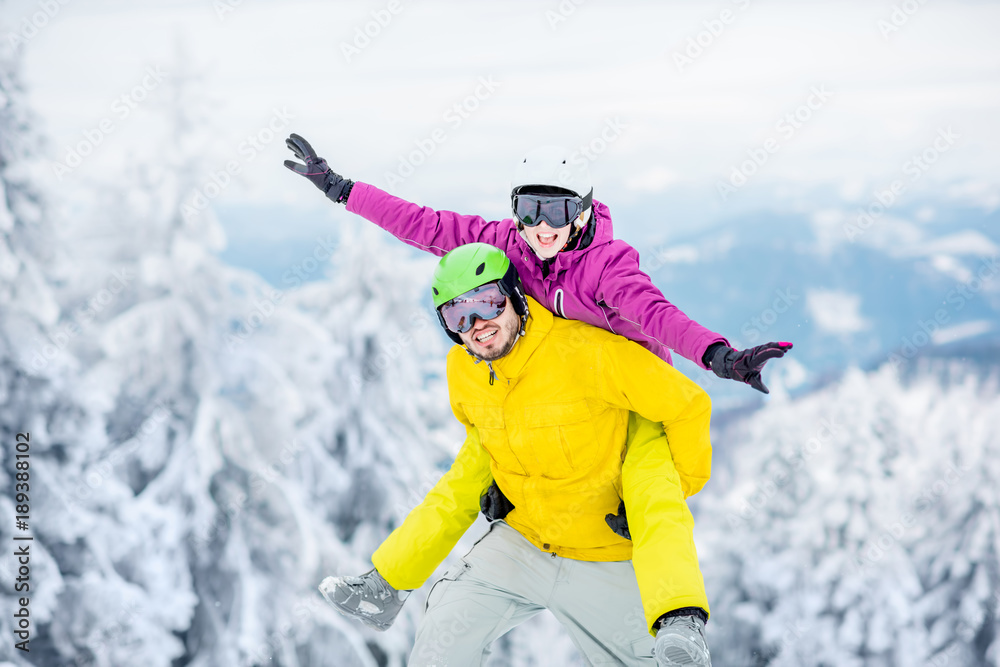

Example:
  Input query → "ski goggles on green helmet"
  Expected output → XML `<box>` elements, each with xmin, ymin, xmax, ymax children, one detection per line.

<box><xmin>439</xmin><ymin>282</ymin><xmax>507</xmax><ymax>333</ymax></box>
<box><xmin>512</xmin><ymin>192</ymin><xmax>591</xmax><ymax>229</ymax></box>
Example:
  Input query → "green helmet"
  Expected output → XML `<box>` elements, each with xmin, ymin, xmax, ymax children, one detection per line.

<box><xmin>431</xmin><ymin>243</ymin><xmax>528</xmax><ymax>344</ymax></box>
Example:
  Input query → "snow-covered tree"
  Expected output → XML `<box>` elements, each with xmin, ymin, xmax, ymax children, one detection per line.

<box><xmin>698</xmin><ymin>362</ymin><xmax>1000</xmax><ymax>666</ymax></box>
<box><xmin>0</xmin><ymin>30</ymin><xmax>461</xmax><ymax>666</ymax></box>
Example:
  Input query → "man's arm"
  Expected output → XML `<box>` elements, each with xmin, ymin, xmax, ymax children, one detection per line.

<box><xmin>371</xmin><ymin>420</ymin><xmax>493</xmax><ymax>590</ymax></box>
<box><xmin>597</xmin><ymin>339</ymin><xmax>713</xmax><ymax>497</ymax></box>
<box><xmin>595</xmin><ymin>241</ymin><xmax>728</xmax><ymax>370</ymax></box>
<box><xmin>346</xmin><ymin>182</ymin><xmax>507</xmax><ymax>257</ymax></box>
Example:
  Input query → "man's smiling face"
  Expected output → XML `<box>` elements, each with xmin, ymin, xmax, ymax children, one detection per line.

<box><xmin>457</xmin><ymin>296</ymin><xmax>522</xmax><ymax>361</ymax></box>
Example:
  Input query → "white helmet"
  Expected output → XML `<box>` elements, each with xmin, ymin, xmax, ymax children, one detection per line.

<box><xmin>510</xmin><ymin>145</ymin><xmax>592</xmax><ymax>200</ymax></box>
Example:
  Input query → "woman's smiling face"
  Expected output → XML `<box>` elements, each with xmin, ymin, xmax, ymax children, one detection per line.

<box><xmin>523</xmin><ymin>219</ymin><xmax>574</xmax><ymax>259</ymax></box>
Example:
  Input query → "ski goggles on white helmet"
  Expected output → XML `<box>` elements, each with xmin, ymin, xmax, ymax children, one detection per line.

<box><xmin>512</xmin><ymin>192</ymin><xmax>591</xmax><ymax>229</ymax></box>
<box><xmin>439</xmin><ymin>282</ymin><xmax>508</xmax><ymax>333</ymax></box>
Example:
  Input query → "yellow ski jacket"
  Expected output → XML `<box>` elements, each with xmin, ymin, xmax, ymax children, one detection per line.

<box><xmin>373</xmin><ymin>297</ymin><xmax>712</xmax><ymax>591</ymax></box>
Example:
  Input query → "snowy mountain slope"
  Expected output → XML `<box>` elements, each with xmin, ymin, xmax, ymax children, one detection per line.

<box><xmin>695</xmin><ymin>361</ymin><xmax>1000</xmax><ymax>666</ymax></box>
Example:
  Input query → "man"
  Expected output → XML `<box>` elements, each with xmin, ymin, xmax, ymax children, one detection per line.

<box><xmin>323</xmin><ymin>243</ymin><xmax>714</xmax><ymax>666</ymax></box>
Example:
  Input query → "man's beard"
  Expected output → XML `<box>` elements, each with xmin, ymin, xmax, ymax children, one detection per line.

<box><xmin>472</xmin><ymin>315</ymin><xmax>521</xmax><ymax>362</ymax></box>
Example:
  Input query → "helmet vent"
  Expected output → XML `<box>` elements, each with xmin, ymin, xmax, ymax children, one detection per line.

<box><xmin>475</xmin><ymin>262</ymin><xmax>485</xmax><ymax>276</ymax></box>
<box><xmin>432</xmin><ymin>287</ymin><xmax>439</xmax><ymax>295</ymax></box>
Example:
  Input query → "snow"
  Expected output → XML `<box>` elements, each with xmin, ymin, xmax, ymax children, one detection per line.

<box><xmin>932</xmin><ymin>320</ymin><xmax>993</xmax><ymax>345</ymax></box>
<box><xmin>805</xmin><ymin>288</ymin><xmax>871</xmax><ymax>334</ymax></box>
<box><xmin>853</xmin><ymin>215</ymin><xmax>927</xmax><ymax>253</ymax></box>
<box><xmin>930</xmin><ymin>253</ymin><xmax>976</xmax><ymax>283</ymax></box>
<box><xmin>698</xmin><ymin>364</ymin><xmax>1000</xmax><ymax>666</ymax></box>
<box><xmin>904</xmin><ymin>230</ymin><xmax>1000</xmax><ymax>258</ymax></box>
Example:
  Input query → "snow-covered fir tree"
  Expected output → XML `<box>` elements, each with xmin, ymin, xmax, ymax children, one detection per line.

<box><xmin>698</xmin><ymin>362</ymin><xmax>1000</xmax><ymax>667</ymax></box>
<box><xmin>0</xmin><ymin>29</ymin><xmax>464</xmax><ymax>666</ymax></box>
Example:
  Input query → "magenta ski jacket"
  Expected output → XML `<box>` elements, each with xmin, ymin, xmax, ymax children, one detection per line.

<box><xmin>346</xmin><ymin>182</ymin><xmax>729</xmax><ymax>368</ymax></box>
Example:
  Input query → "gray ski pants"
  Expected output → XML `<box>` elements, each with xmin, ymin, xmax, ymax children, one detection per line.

<box><xmin>408</xmin><ymin>521</ymin><xmax>655</xmax><ymax>666</ymax></box>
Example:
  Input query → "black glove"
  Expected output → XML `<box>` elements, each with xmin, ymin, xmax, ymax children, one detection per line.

<box><xmin>480</xmin><ymin>481</ymin><xmax>514</xmax><ymax>522</ymax></box>
<box><xmin>283</xmin><ymin>133</ymin><xmax>353</xmax><ymax>204</ymax></box>
<box><xmin>605</xmin><ymin>500</ymin><xmax>631</xmax><ymax>540</ymax></box>
<box><xmin>705</xmin><ymin>341</ymin><xmax>793</xmax><ymax>394</ymax></box>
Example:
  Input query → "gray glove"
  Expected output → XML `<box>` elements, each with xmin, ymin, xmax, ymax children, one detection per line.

<box><xmin>480</xmin><ymin>481</ymin><xmax>514</xmax><ymax>522</ymax></box>
<box><xmin>284</xmin><ymin>133</ymin><xmax>353</xmax><ymax>204</ymax></box>
<box><xmin>705</xmin><ymin>341</ymin><xmax>793</xmax><ymax>394</ymax></box>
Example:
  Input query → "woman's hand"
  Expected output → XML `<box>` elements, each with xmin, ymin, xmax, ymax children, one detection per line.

<box><xmin>284</xmin><ymin>133</ymin><xmax>353</xmax><ymax>204</ymax></box>
<box><xmin>706</xmin><ymin>341</ymin><xmax>793</xmax><ymax>394</ymax></box>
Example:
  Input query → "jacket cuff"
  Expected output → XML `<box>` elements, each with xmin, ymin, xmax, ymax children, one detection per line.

<box><xmin>700</xmin><ymin>340</ymin><xmax>729</xmax><ymax>370</ymax></box>
<box><xmin>344</xmin><ymin>181</ymin><xmax>374</xmax><ymax>215</ymax></box>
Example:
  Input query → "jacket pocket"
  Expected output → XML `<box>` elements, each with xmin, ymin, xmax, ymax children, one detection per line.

<box><xmin>461</xmin><ymin>403</ymin><xmax>525</xmax><ymax>475</ymax></box>
<box><xmin>423</xmin><ymin>559</ymin><xmax>471</xmax><ymax>613</ymax></box>
<box><xmin>523</xmin><ymin>400</ymin><xmax>597</xmax><ymax>478</ymax></box>
<box><xmin>461</xmin><ymin>403</ymin><xmax>505</xmax><ymax>429</ymax></box>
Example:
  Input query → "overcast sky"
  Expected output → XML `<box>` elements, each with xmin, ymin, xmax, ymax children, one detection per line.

<box><xmin>9</xmin><ymin>0</ymin><xmax>1000</xmax><ymax>239</ymax></box>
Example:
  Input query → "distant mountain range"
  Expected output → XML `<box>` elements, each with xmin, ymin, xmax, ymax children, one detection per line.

<box><xmin>639</xmin><ymin>201</ymin><xmax>999</xmax><ymax>401</ymax></box>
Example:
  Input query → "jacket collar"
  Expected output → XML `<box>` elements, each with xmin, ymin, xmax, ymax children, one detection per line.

<box><xmin>490</xmin><ymin>296</ymin><xmax>551</xmax><ymax>382</ymax></box>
